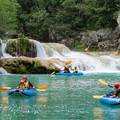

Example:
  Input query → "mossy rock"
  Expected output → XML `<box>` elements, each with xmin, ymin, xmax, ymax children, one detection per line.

<box><xmin>6</xmin><ymin>36</ymin><xmax>37</xmax><ymax>57</ymax></box>
<box><xmin>0</xmin><ymin>57</ymin><xmax>59</xmax><ymax>74</ymax></box>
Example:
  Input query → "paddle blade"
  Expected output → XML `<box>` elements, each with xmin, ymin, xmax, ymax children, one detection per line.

<box><xmin>51</xmin><ymin>72</ymin><xmax>55</xmax><ymax>75</ymax></box>
<box><xmin>65</xmin><ymin>59</ymin><xmax>72</xmax><ymax>65</ymax></box>
<box><xmin>0</xmin><ymin>87</ymin><xmax>11</xmax><ymax>91</ymax></box>
<box><xmin>98</xmin><ymin>79</ymin><xmax>108</xmax><ymax>86</ymax></box>
<box><xmin>93</xmin><ymin>95</ymin><xmax>103</xmax><ymax>99</ymax></box>
<box><xmin>50</xmin><ymin>72</ymin><xmax>56</xmax><ymax>77</ymax></box>
<box><xmin>38</xmin><ymin>85</ymin><xmax>48</xmax><ymax>91</ymax></box>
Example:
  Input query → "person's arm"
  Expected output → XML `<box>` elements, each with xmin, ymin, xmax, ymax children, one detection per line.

<box><xmin>29</xmin><ymin>81</ymin><xmax>34</xmax><ymax>88</ymax></box>
<box><xmin>112</xmin><ymin>90</ymin><xmax>118</xmax><ymax>97</ymax></box>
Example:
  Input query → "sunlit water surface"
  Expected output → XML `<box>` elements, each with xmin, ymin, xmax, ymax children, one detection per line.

<box><xmin>0</xmin><ymin>74</ymin><xmax>120</xmax><ymax>120</ymax></box>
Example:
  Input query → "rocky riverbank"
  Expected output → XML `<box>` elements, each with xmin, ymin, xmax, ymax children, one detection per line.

<box><xmin>60</xmin><ymin>27</ymin><xmax>120</xmax><ymax>52</ymax></box>
<box><xmin>0</xmin><ymin>57</ymin><xmax>60</xmax><ymax>74</ymax></box>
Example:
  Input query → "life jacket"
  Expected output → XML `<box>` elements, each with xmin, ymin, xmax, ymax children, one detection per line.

<box><xmin>19</xmin><ymin>85</ymin><xmax>25</xmax><ymax>90</ymax></box>
<box><xmin>64</xmin><ymin>67</ymin><xmax>70</xmax><ymax>73</ymax></box>
<box><xmin>73</xmin><ymin>69</ymin><xmax>78</xmax><ymax>73</ymax></box>
<box><xmin>19</xmin><ymin>80</ymin><xmax>25</xmax><ymax>90</ymax></box>
<box><xmin>24</xmin><ymin>81</ymin><xmax>29</xmax><ymax>88</ymax></box>
<box><xmin>19</xmin><ymin>80</ymin><xmax>30</xmax><ymax>90</ymax></box>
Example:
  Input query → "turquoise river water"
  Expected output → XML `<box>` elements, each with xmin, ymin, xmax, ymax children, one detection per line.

<box><xmin>0</xmin><ymin>74</ymin><xmax>120</xmax><ymax>120</ymax></box>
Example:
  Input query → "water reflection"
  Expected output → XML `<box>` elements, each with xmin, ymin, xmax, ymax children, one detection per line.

<box><xmin>93</xmin><ymin>105</ymin><xmax>120</xmax><ymax>120</ymax></box>
<box><xmin>0</xmin><ymin>94</ymin><xmax>9</xmax><ymax>105</ymax></box>
<box><xmin>36</xmin><ymin>96</ymin><xmax>48</xmax><ymax>103</ymax></box>
<box><xmin>93</xmin><ymin>107</ymin><xmax>103</xmax><ymax>120</ymax></box>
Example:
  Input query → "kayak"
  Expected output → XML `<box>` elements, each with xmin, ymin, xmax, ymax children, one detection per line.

<box><xmin>100</xmin><ymin>96</ymin><xmax>120</xmax><ymax>105</ymax></box>
<box><xmin>8</xmin><ymin>89</ymin><xmax>37</xmax><ymax>96</ymax></box>
<box><xmin>56</xmin><ymin>72</ymin><xmax>83</xmax><ymax>76</ymax></box>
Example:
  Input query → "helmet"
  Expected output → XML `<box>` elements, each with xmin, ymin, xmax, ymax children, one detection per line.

<box><xmin>23</xmin><ymin>75</ymin><xmax>28</xmax><ymax>79</ymax></box>
<box><xmin>114</xmin><ymin>82</ymin><xmax>120</xmax><ymax>88</ymax></box>
<box><xmin>20</xmin><ymin>80</ymin><xmax>24</xmax><ymax>84</ymax></box>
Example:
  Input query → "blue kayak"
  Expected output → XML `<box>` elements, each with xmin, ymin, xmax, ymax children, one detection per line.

<box><xmin>56</xmin><ymin>72</ymin><xmax>83</xmax><ymax>76</ymax></box>
<box><xmin>8</xmin><ymin>89</ymin><xmax>37</xmax><ymax>96</ymax></box>
<box><xmin>100</xmin><ymin>96</ymin><xmax>120</xmax><ymax>105</ymax></box>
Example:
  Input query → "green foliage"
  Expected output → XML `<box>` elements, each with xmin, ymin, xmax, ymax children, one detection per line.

<box><xmin>1</xmin><ymin>0</ymin><xmax>120</xmax><ymax>40</ymax></box>
<box><xmin>0</xmin><ymin>0</ymin><xmax>18</xmax><ymax>38</ymax></box>
<box><xmin>16</xmin><ymin>0</ymin><xmax>120</xmax><ymax>41</ymax></box>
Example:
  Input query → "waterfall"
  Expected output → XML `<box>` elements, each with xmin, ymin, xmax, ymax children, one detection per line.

<box><xmin>31</xmin><ymin>40</ymin><xmax>48</xmax><ymax>59</ymax></box>
<box><xmin>1</xmin><ymin>43</ymin><xmax>12</xmax><ymax>58</ymax></box>
<box><xmin>0</xmin><ymin>67</ymin><xmax>9</xmax><ymax>74</ymax></box>
<box><xmin>1</xmin><ymin>39</ymin><xmax>120</xmax><ymax>73</ymax></box>
<box><xmin>63</xmin><ymin>51</ymin><xmax>120</xmax><ymax>73</ymax></box>
<box><xmin>117</xmin><ymin>13</ymin><xmax>120</xmax><ymax>27</ymax></box>
<box><xmin>0</xmin><ymin>39</ymin><xmax>3</xmax><ymax>58</ymax></box>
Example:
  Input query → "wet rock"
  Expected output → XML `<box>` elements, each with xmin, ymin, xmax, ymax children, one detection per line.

<box><xmin>0</xmin><ymin>57</ymin><xmax>60</xmax><ymax>74</ymax></box>
<box><xmin>6</xmin><ymin>37</ymin><xmax>37</xmax><ymax>57</ymax></box>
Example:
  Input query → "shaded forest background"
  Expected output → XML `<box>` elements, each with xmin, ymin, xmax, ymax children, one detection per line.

<box><xmin>0</xmin><ymin>0</ymin><xmax>120</xmax><ymax>49</ymax></box>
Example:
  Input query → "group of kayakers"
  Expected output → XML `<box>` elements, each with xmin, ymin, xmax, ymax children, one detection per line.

<box><xmin>63</xmin><ymin>66</ymin><xmax>78</xmax><ymax>73</ymax></box>
<box><xmin>16</xmin><ymin>66</ymin><xmax>120</xmax><ymax>99</ymax></box>
<box><xmin>16</xmin><ymin>65</ymin><xmax>78</xmax><ymax>91</ymax></box>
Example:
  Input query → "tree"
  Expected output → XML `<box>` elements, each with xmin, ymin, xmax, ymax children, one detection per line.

<box><xmin>0</xmin><ymin>0</ymin><xmax>17</xmax><ymax>38</ymax></box>
<box><xmin>16</xmin><ymin>0</ymin><xmax>120</xmax><ymax>42</ymax></box>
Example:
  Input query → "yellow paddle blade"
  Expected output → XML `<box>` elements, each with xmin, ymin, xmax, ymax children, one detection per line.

<box><xmin>0</xmin><ymin>87</ymin><xmax>11</xmax><ymax>91</ymax></box>
<box><xmin>38</xmin><ymin>85</ymin><xmax>48</xmax><ymax>91</ymax></box>
<box><xmin>98</xmin><ymin>79</ymin><xmax>108</xmax><ymax>86</ymax></box>
<box><xmin>65</xmin><ymin>59</ymin><xmax>72</xmax><ymax>65</ymax></box>
<box><xmin>93</xmin><ymin>95</ymin><xmax>103</xmax><ymax>99</ymax></box>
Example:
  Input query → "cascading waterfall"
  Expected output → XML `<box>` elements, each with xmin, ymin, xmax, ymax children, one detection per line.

<box><xmin>63</xmin><ymin>51</ymin><xmax>120</xmax><ymax>73</ymax></box>
<box><xmin>32</xmin><ymin>40</ymin><xmax>48</xmax><ymax>59</ymax></box>
<box><xmin>2</xmin><ymin>39</ymin><xmax>120</xmax><ymax>73</ymax></box>
<box><xmin>1</xmin><ymin>43</ymin><xmax>12</xmax><ymax>58</ymax></box>
<box><xmin>0</xmin><ymin>67</ymin><xmax>9</xmax><ymax>74</ymax></box>
<box><xmin>117</xmin><ymin>13</ymin><xmax>120</xmax><ymax>27</ymax></box>
<box><xmin>42</xmin><ymin>43</ymin><xmax>66</xmax><ymax>59</ymax></box>
<box><xmin>0</xmin><ymin>39</ymin><xmax>3</xmax><ymax>58</ymax></box>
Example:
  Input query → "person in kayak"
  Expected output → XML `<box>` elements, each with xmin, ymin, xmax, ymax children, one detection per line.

<box><xmin>63</xmin><ymin>66</ymin><xmax>70</xmax><ymax>73</ymax></box>
<box><xmin>112</xmin><ymin>82</ymin><xmax>120</xmax><ymax>97</ymax></box>
<box><xmin>19</xmin><ymin>75</ymin><xmax>35</xmax><ymax>90</ymax></box>
<box><xmin>72</xmin><ymin>67</ymin><xmax>78</xmax><ymax>73</ymax></box>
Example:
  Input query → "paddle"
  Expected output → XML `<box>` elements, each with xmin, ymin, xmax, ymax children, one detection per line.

<box><xmin>93</xmin><ymin>95</ymin><xmax>103</xmax><ymax>99</ymax></box>
<box><xmin>65</xmin><ymin>59</ymin><xmax>72</xmax><ymax>65</ymax></box>
<box><xmin>49</xmin><ymin>71</ymin><xmax>56</xmax><ymax>78</ymax></box>
<box><xmin>0</xmin><ymin>85</ymin><xmax>48</xmax><ymax>92</ymax></box>
<box><xmin>98</xmin><ymin>79</ymin><xmax>113</xmax><ymax>88</ymax></box>
<box><xmin>0</xmin><ymin>87</ymin><xmax>11</xmax><ymax>91</ymax></box>
<box><xmin>51</xmin><ymin>71</ymin><xmax>55</xmax><ymax>75</ymax></box>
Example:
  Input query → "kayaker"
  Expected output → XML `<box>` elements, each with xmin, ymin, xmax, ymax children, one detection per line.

<box><xmin>112</xmin><ymin>82</ymin><xmax>120</xmax><ymax>97</ymax></box>
<box><xmin>63</xmin><ymin>66</ymin><xmax>70</xmax><ymax>73</ymax></box>
<box><xmin>72</xmin><ymin>67</ymin><xmax>78</xmax><ymax>73</ymax></box>
<box><xmin>19</xmin><ymin>75</ymin><xmax>35</xmax><ymax>90</ymax></box>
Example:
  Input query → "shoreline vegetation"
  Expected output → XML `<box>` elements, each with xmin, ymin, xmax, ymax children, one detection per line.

<box><xmin>0</xmin><ymin>0</ymin><xmax>120</xmax><ymax>50</ymax></box>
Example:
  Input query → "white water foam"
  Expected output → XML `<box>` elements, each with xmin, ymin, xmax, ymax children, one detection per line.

<box><xmin>2</xmin><ymin>39</ymin><xmax>120</xmax><ymax>73</ymax></box>
<box><xmin>1</xmin><ymin>43</ymin><xmax>12</xmax><ymax>58</ymax></box>
<box><xmin>0</xmin><ymin>67</ymin><xmax>9</xmax><ymax>74</ymax></box>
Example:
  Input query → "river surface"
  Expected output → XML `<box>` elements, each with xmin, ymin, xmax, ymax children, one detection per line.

<box><xmin>0</xmin><ymin>74</ymin><xmax>120</xmax><ymax>120</ymax></box>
